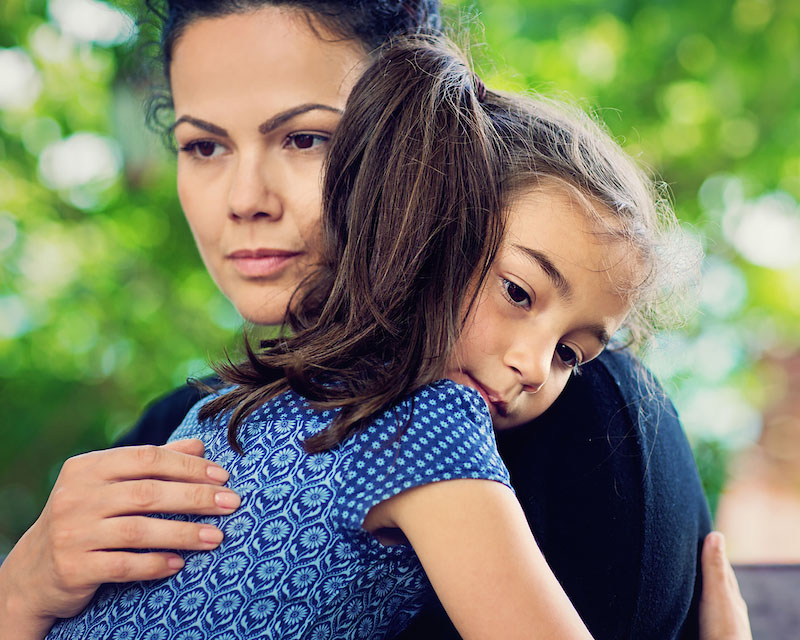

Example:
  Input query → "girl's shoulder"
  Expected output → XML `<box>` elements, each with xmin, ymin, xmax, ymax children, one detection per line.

<box><xmin>335</xmin><ymin>379</ymin><xmax>510</xmax><ymax>531</ymax></box>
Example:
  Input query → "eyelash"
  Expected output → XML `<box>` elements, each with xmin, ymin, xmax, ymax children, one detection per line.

<box><xmin>501</xmin><ymin>278</ymin><xmax>532</xmax><ymax>310</ymax></box>
<box><xmin>501</xmin><ymin>277</ymin><xmax>583</xmax><ymax>371</ymax></box>
<box><xmin>179</xmin><ymin>139</ymin><xmax>225</xmax><ymax>160</ymax></box>
<box><xmin>284</xmin><ymin>132</ymin><xmax>329</xmax><ymax>151</ymax></box>
<box><xmin>178</xmin><ymin>132</ymin><xmax>331</xmax><ymax>160</ymax></box>
<box><xmin>555</xmin><ymin>343</ymin><xmax>581</xmax><ymax>371</ymax></box>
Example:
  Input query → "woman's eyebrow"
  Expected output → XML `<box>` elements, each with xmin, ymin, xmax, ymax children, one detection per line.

<box><xmin>258</xmin><ymin>103</ymin><xmax>343</xmax><ymax>135</ymax></box>
<box><xmin>512</xmin><ymin>244</ymin><xmax>572</xmax><ymax>300</ymax></box>
<box><xmin>170</xmin><ymin>116</ymin><xmax>227</xmax><ymax>137</ymax></box>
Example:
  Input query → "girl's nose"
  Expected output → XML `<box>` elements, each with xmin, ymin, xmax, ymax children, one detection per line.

<box><xmin>227</xmin><ymin>155</ymin><xmax>283</xmax><ymax>221</ymax></box>
<box><xmin>504</xmin><ymin>339</ymin><xmax>552</xmax><ymax>393</ymax></box>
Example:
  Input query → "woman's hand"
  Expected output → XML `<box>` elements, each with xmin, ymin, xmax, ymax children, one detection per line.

<box><xmin>699</xmin><ymin>531</ymin><xmax>752</xmax><ymax>640</ymax></box>
<box><xmin>0</xmin><ymin>439</ymin><xmax>240</xmax><ymax>640</ymax></box>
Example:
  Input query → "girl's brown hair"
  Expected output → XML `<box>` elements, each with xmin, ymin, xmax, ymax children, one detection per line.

<box><xmin>201</xmin><ymin>38</ymin><xmax>685</xmax><ymax>454</ymax></box>
<box><xmin>200</xmin><ymin>37</ymin><xmax>505</xmax><ymax>453</ymax></box>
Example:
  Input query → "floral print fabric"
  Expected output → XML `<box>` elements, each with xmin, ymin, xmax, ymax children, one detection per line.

<box><xmin>46</xmin><ymin>380</ymin><xmax>511</xmax><ymax>639</ymax></box>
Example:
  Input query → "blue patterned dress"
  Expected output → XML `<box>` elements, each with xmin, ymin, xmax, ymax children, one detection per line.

<box><xmin>46</xmin><ymin>380</ymin><xmax>511</xmax><ymax>640</ymax></box>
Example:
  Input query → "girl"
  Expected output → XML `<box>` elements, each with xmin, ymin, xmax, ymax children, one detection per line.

<box><xmin>46</xmin><ymin>37</ymin><xmax>677</xmax><ymax>639</ymax></box>
<box><xmin>0</xmin><ymin>2</ymin><xmax>713</xmax><ymax>639</ymax></box>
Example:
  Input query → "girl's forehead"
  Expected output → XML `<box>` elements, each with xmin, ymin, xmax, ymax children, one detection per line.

<box><xmin>504</xmin><ymin>186</ymin><xmax>644</xmax><ymax>293</ymax></box>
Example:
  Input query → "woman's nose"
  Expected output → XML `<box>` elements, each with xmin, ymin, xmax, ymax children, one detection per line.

<box><xmin>227</xmin><ymin>154</ymin><xmax>283</xmax><ymax>221</ymax></box>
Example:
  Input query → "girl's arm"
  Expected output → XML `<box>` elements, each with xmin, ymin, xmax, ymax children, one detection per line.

<box><xmin>0</xmin><ymin>439</ymin><xmax>238</xmax><ymax>640</ymax></box>
<box><xmin>366</xmin><ymin>478</ymin><xmax>594</xmax><ymax>640</ymax></box>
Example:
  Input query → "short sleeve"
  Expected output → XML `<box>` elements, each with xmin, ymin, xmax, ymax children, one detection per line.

<box><xmin>336</xmin><ymin>380</ymin><xmax>512</xmax><ymax>530</ymax></box>
<box><xmin>167</xmin><ymin>390</ymin><xmax>229</xmax><ymax>443</ymax></box>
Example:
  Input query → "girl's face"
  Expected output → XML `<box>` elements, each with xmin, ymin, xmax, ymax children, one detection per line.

<box><xmin>170</xmin><ymin>8</ymin><xmax>366</xmax><ymax>324</ymax></box>
<box><xmin>447</xmin><ymin>187</ymin><xmax>638</xmax><ymax>430</ymax></box>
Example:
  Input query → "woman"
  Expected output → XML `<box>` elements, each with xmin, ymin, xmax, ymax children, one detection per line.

<box><xmin>0</xmin><ymin>1</ymin><xmax>718</xmax><ymax>638</ymax></box>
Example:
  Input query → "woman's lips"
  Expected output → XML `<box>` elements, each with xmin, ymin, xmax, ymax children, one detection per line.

<box><xmin>227</xmin><ymin>249</ymin><xmax>302</xmax><ymax>278</ymax></box>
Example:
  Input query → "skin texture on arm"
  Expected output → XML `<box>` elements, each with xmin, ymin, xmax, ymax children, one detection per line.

<box><xmin>0</xmin><ymin>440</ymin><xmax>240</xmax><ymax>640</ymax></box>
<box><xmin>367</xmin><ymin>478</ymin><xmax>594</xmax><ymax>640</ymax></box>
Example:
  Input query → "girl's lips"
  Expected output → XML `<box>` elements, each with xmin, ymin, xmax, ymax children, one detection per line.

<box><xmin>465</xmin><ymin>374</ymin><xmax>509</xmax><ymax>417</ymax></box>
<box><xmin>227</xmin><ymin>249</ymin><xmax>303</xmax><ymax>278</ymax></box>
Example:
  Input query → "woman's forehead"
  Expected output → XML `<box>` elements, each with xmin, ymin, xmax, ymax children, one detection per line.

<box><xmin>170</xmin><ymin>7</ymin><xmax>367</xmax><ymax>114</ymax></box>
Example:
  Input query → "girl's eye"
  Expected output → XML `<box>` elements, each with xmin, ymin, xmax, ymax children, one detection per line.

<box><xmin>180</xmin><ymin>140</ymin><xmax>224</xmax><ymax>159</ymax></box>
<box><xmin>502</xmin><ymin>278</ymin><xmax>531</xmax><ymax>308</ymax></box>
<box><xmin>286</xmin><ymin>133</ymin><xmax>328</xmax><ymax>150</ymax></box>
<box><xmin>555</xmin><ymin>343</ymin><xmax>579</xmax><ymax>368</ymax></box>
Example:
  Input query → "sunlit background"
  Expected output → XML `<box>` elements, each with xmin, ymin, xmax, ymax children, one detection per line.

<box><xmin>1</xmin><ymin>0</ymin><xmax>799</xmax><ymax>562</ymax></box>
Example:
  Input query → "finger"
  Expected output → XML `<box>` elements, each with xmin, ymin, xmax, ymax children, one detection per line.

<box><xmin>94</xmin><ymin>516</ymin><xmax>224</xmax><ymax>551</ymax></box>
<box><xmin>702</xmin><ymin>531</ymin><xmax>742</xmax><ymax>597</ymax></box>
<box><xmin>104</xmin><ymin>479</ymin><xmax>241</xmax><ymax>516</ymax></box>
<box><xmin>162</xmin><ymin>438</ymin><xmax>206</xmax><ymax>457</ymax></box>
<box><xmin>80</xmin><ymin>444</ymin><xmax>229</xmax><ymax>485</ymax></box>
<box><xmin>85</xmin><ymin>550</ymin><xmax>188</xmax><ymax>584</ymax></box>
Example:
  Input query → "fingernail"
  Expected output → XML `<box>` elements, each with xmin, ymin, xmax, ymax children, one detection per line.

<box><xmin>207</xmin><ymin>465</ymin><xmax>229</xmax><ymax>483</ymax></box>
<box><xmin>199</xmin><ymin>527</ymin><xmax>224</xmax><ymax>544</ymax></box>
<box><xmin>215</xmin><ymin>490</ymin><xmax>241</xmax><ymax>509</ymax></box>
<box><xmin>167</xmin><ymin>556</ymin><xmax>185</xmax><ymax>570</ymax></box>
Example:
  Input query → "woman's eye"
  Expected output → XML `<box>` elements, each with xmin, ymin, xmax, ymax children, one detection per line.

<box><xmin>180</xmin><ymin>140</ymin><xmax>224</xmax><ymax>159</ymax></box>
<box><xmin>286</xmin><ymin>133</ymin><xmax>328</xmax><ymax>150</ymax></box>
<box><xmin>555</xmin><ymin>343</ymin><xmax>579</xmax><ymax>368</ymax></box>
<box><xmin>502</xmin><ymin>278</ymin><xmax>531</xmax><ymax>308</ymax></box>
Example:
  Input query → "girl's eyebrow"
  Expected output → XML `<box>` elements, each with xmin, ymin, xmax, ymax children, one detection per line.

<box><xmin>512</xmin><ymin>244</ymin><xmax>572</xmax><ymax>300</ymax></box>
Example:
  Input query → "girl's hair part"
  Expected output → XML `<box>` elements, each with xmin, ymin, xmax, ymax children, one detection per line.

<box><xmin>199</xmin><ymin>37</ymin><xmax>505</xmax><ymax>454</ymax></box>
<box><xmin>143</xmin><ymin>0</ymin><xmax>442</xmax><ymax>144</ymax></box>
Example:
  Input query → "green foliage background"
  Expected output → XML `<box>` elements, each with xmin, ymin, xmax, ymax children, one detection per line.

<box><xmin>1</xmin><ymin>0</ymin><xmax>798</xmax><ymax>551</ymax></box>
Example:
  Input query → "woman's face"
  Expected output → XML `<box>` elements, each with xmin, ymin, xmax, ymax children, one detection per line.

<box><xmin>170</xmin><ymin>7</ymin><xmax>366</xmax><ymax>324</ymax></box>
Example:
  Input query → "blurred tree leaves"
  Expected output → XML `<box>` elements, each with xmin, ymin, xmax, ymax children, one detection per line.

<box><xmin>1</xmin><ymin>0</ymin><xmax>799</xmax><ymax>549</ymax></box>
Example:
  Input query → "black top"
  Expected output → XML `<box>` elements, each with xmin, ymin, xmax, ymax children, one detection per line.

<box><xmin>116</xmin><ymin>348</ymin><xmax>710</xmax><ymax>639</ymax></box>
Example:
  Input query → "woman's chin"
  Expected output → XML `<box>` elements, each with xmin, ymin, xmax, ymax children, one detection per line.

<box><xmin>228</xmin><ymin>298</ymin><xmax>286</xmax><ymax>327</ymax></box>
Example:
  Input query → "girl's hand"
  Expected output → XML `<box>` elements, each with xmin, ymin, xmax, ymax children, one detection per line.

<box><xmin>0</xmin><ymin>439</ymin><xmax>240</xmax><ymax>640</ymax></box>
<box><xmin>699</xmin><ymin>531</ymin><xmax>753</xmax><ymax>640</ymax></box>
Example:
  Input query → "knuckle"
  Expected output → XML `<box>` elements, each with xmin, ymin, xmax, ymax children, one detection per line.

<box><xmin>52</xmin><ymin>554</ymin><xmax>78</xmax><ymax>586</ymax></box>
<box><xmin>59</xmin><ymin>454</ymin><xmax>85</xmax><ymax>478</ymax></box>
<box><xmin>190</xmin><ymin>483</ymin><xmax>210</xmax><ymax>507</ymax></box>
<box><xmin>106</xmin><ymin>556</ymin><xmax>132</xmax><ymax>582</ymax></box>
<box><xmin>51</xmin><ymin>526</ymin><xmax>75</xmax><ymax>553</ymax></box>
<box><xmin>183</xmin><ymin>451</ymin><xmax>204</xmax><ymax>478</ymax></box>
<box><xmin>130</xmin><ymin>480</ymin><xmax>159</xmax><ymax>509</ymax></box>
<box><xmin>117</xmin><ymin>519</ymin><xmax>144</xmax><ymax>546</ymax></box>
<box><xmin>48</xmin><ymin>487</ymin><xmax>77</xmax><ymax>518</ymax></box>
<box><xmin>136</xmin><ymin>445</ymin><xmax>161</xmax><ymax>468</ymax></box>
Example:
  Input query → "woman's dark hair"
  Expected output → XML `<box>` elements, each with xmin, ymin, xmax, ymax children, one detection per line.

<box><xmin>144</xmin><ymin>0</ymin><xmax>441</xmax><ymax>139</ymax></box>
<box><xmin>198</xmin><ymin>37</ymin><xmax>505</xmax><ymax>454</ymax></box>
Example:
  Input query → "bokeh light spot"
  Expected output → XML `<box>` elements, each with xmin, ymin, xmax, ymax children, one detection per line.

<box><xmin>48</xmin><ymin>0</ymin><xmax>136</xmax><ymax>45</ymax></box>
<box><xmin>0</xmin><ymin>48</ymin><xmax>42</xmax><ymax>110</ymax></box>
<box><xmin>0</xmin><ymin>296</ymin><xmax>32</xmax><ymax>339</ymax></box>
<box><xmin>38</xmin><ymin>132</ymin><xmax>122</xmax><ymax>191</ymax></box>
<box><xmin>0</xmin><ymin>212</ymin><xmax>18</xmax><ymax>253</ymax></box>
<box><xmin>723</xmin><ymin>191</ymin><xmax>800</xmax><ymax>269</ymax></box>
<box><xmin>719</xmin><ymin>117</ymin><xmax>759</xmax><ymax>158</ymax></box>
<box><xmin>677</xmin><ymin>34</ymin><xmax>717</xmax><ymax>75</ymax></box>
<box><xmin>700</xmin><ymin>257</ymin><xmax>748</xmax><ymax>318</ymax></box>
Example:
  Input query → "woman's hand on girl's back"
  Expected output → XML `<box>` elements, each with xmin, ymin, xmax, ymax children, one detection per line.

<box><xmin>0</xmin><ymin>439</ymin><xmax>240</xmax><ymax>640</ymax></box>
